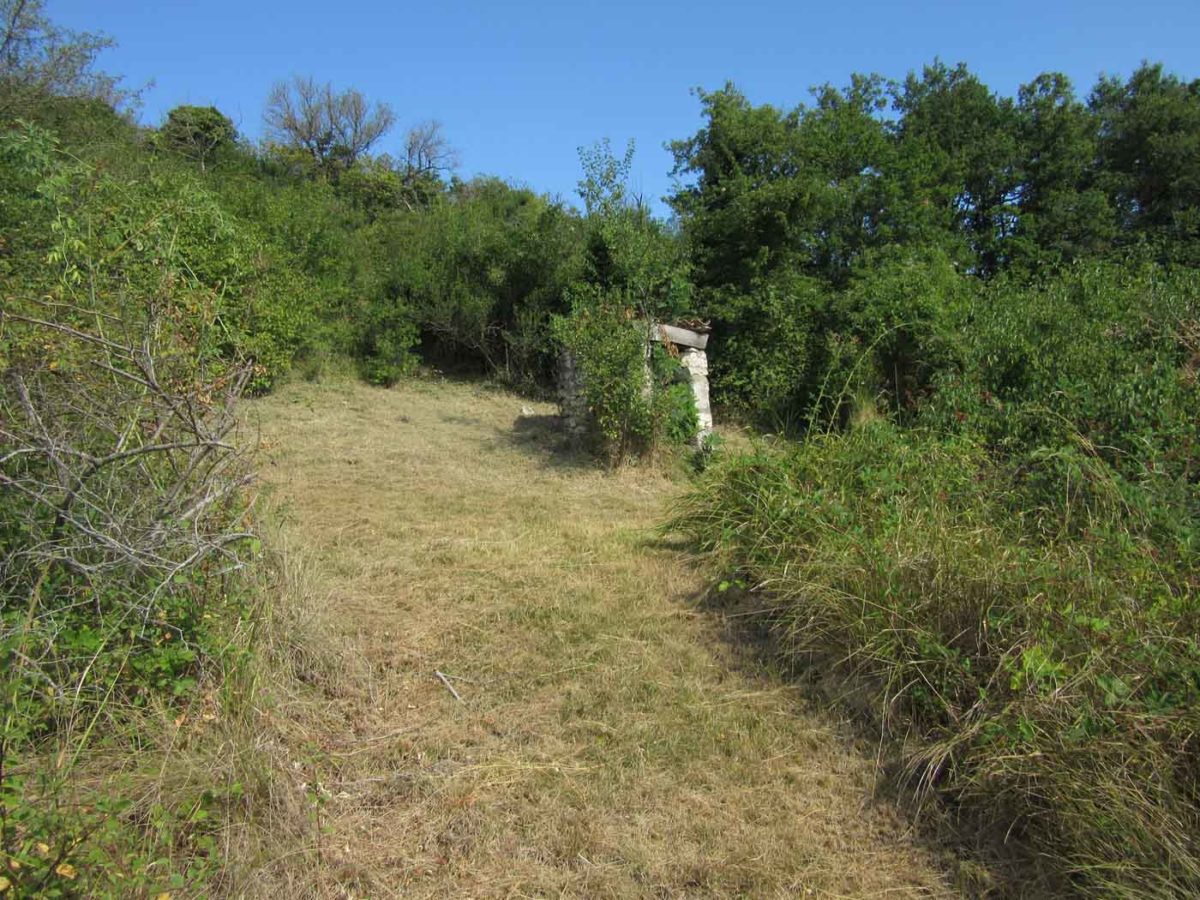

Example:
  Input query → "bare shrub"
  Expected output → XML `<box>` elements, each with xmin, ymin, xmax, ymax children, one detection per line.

<box><xmin>0</xmin><ymin>289</ymin><xmax>256</xmax><ymax>894</ymax></box>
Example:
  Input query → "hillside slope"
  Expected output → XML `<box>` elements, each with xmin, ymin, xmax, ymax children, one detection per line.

<box><xmin>247</xmin><ymin>378</ymin><xmax>953</xmax><ymax>897</ymax></box>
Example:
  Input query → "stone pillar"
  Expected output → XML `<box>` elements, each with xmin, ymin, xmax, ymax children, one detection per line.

<box><xmin>679</xmin><ymin>346</ymin><xmax>713</xmax><ymax>440</ymax></box>
<box><xmin>557</xmin><ymin>350</ymin><xmax>590</xmax><ymax>443</ymax></box>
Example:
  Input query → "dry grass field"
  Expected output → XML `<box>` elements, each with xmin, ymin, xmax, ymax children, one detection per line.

<box><xmin>237</xmin><ymin>376</ymin><xmax>955</xmax><ymax>898</ymax></box>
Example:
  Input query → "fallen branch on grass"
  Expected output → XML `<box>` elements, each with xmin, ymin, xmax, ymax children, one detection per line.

<box><xmin>434</xmin><ymin>670</ymin><xmax>463</xmax><ymax>702</ymax></box>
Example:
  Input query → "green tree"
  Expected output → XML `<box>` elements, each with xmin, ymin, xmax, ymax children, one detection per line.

<box><xmin>1009</xmin><ymin>73</ymin><xmax>1114</xmax><ymax>268</ymax></box>
<box><xmin>577</xmin><ymin>138</ymin><xmax>690</xmax><ymax>320</ymax></box>
<box><xmin>0</xmin><ymin>0</ymin><xmax>132</xmax><ymax>116</ymax></box>
<box><xmin>669</xmin><ymin>78</ymin><xmax>909</xmax><ymax>292</ymax></box>
<box><xmin>891</xmin><ymin>61</ymin><xmax>1021</xmax><ymax>275</ymax></box>
<box><xmin>1091</xmin><ymin>63</ymin><xmax>1200</xmax><ymax>263</ymax></box>
<box><xmin>668</xmin><ymin>84</ymin><xmax>808</xmax><ymax>293</ymax></box>
<box><xmin>157</xmin><ymin>104</ymin><xmax>237</xmax><ymax>171</ymax></box>
<box><xmin>794</xmin><ymin>75</ymin><xmax>901</xmax><ymax>284</ymax></box>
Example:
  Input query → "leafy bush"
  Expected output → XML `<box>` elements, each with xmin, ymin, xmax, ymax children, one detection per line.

<box><xmin>1</xmin><ymin>122</ymin><xmax>257</xmax><ymax>897</ymax></box>
<box><xmin>700</xmin><ymin>268</ymin><xmax>829</xmax><ymax>429</ymax></box>
<box><xmin>926</xmin><ymin>262</ymin><xmax>1199</xmax><ymax>535</ymax></box>
<box><xmin>361</xmin><ymin>178</ymin><xmax>583</xmax><ymax>387</ymax></box>
<box><xmin>355</xmin><ymin>292</ymin><xmax>421</xmax><ymax>385</ymax></box>
<box><xmin>827</xmin><ymin>245</ymin><xmax>971</xmax><ymax>420</ymax></box>
<box><xmin>669</xmin><ymin>254</ymin><xmax>1200</xmax><ymax>894</ymax></box>
<box><xmin>208</xmin><ymin>173</ymin><xmax>357</xmax><ymax>386</ymax></box>
<box><xmin>553</xmin><ymin>292</ymin><xmax>655</xmax><ymax>460</ymax></box>
<box><xmin>661</xmin><ymin>375</ymin><xmax>700</xmax><ymax>447</ymax></box>
<box><xmin>552</xmin><ymin>290</ymin><xmax>703</xmax><ymax>461</ymax></box>
<box><xmin>689</xmin><ymin>244</ymin><xmax>973</xmax><ymax>433</ymax></box>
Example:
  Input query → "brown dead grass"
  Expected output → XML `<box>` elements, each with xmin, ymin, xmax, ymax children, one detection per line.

<box><xmin>232</xmin><ymin>376</ymin><xmax>956</xmax><ymax>899</ymax></box>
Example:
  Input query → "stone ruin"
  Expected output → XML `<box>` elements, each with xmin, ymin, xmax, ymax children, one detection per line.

<box><xmin>656</xmin><ymin>323</ymin><xmax>713</xmax><ymax>438</ymax></box>
<box><xmin>557</xmin><ymin>349</ymin><xmax>592</xmax><ymax>444</ymax></box>
<box><xmin>558</xmin><ymin>321</ymin><xmax>713</xmax><ymax>447</ymax></box>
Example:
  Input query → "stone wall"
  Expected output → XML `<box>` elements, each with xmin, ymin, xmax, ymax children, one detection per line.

<box><xmin>655</xmin><ymin>324</ymin><xmax>712</xmax><ymax>445</ymax></box>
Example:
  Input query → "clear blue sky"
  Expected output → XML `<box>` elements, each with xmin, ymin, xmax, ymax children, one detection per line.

<box><xmin>53</xmin><ymin>0</ymin><xmax>1200</xmax><ymax>215</ymax></box>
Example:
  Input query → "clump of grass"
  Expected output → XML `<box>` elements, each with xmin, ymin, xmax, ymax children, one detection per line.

<box><xmin>0</xmin><ymin>516</ymin><xmax>360</xmax><ymax>898</ymax></box>
<box><xmin>668</xmin><ymin>420</ymin><xmax>1200</xmax><ymax>897</ymax></box>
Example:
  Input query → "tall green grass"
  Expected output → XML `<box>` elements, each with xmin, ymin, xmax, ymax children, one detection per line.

<box><xmin>670</xmin><ymin>356</ymin><xmax>1199</xmax><ymax>894</ymax></box>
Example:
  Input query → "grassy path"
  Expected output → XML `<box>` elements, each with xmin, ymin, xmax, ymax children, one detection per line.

<box><xmin>250</xmin><ymin>378</ymin><xmax>952</xmax><ymax>898</ymax></box>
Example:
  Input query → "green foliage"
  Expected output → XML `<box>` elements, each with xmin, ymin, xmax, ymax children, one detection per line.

<box><xmin>1</xmin><ymin>120</ymin><xmax>259</xmax><ymax>897</ymax></box>
<box><xmin>553</xmin><ymin>292</ymin><xmax>654</xmax><ymax>460</ymax></box>
<box><xmin>578</xmin><ymin>139</ymin><xmax>692</xmax><ymax>320</ymax></box>
<box><xmin>665</xmin><ymin>67</ymin><xmax>1199</xmax><ymax>889</ymax></box>
<box><xmin>891</xmin><ymin>61</ymin><xmax>1022</xmax><ymax>275</ymax></box>
<box><xmin>670</xmin><ymin>417</ymin><xmax>1199</xmax><ymax>895</ymax></box>
<box><xmin>0</xmin><ymin>784</ymin><xmax>226</xmax><ymax>897</ymax></box>
<box><xmin>661</xmin><ymin>376</ymin><xmax>700</xmax><ymax>447</ymax></box>
<box><xmin>548</xmin><ymin>140</ymin><xmax>701</xmax><ymax>462</ymax></box>
<box><xmin>355</xmin><ymin>294</ymin><xmax>420</xmax><ymax>385</ymax></box>
<box><xmin>1010</xmin><ymin>73</ymin><xmax>1114</xmax><ymax>269</ymax></box>
<box><xmin>825</xmin><ymin>245</ymin><xmax>972</xmax><ymax>421</ymax></box>
<box><xmin>926</xmin><ymin>262</ymin><xmax>1199</xmax><ymax>539</ymax></box>
<box><xmin>1091</xmin><ymin>64</ymin><xmax>1200</xmax><ymax>263</ymax></box>
<box><xmin>576</xmin><ymin>137</ymin><xmax>636</xmax><ymax>218</ymax></box>
<box><xmin>669</xmin><ymin>257</ymin><xmax>1198</xmax><ymax>894</ymax></box>
<box><xmin>553</xmin><ymin>294</ymin><xmax>701</xmax><ymax>462</ymax></box>
<box><xmin>360</xmin><ymin>178</ymin><xmax>583</xmax><ymax>387</ymax></box>
<box><xmin>155</xmin><ymin>104</ymin><xmax>237</xmax><ymax>170</ymax></box>
<box><xmin>670</xmin><ymin>63</ymin><xmax>1200</xmax><ymax>420</ymax></box>
<box><xmin>0</xmin><ymin>125</ymin><xmax>250</xmax><ymax>708</ymax></box>
<box><xmin>666</xmin><ymin>80</ymin><xmax>1200</xmax><ymax>868</ymax></box>
<box><xmin>700</xmin><ymin>268</ymin><xmax>828</xmax><ymax>428</ymax></box>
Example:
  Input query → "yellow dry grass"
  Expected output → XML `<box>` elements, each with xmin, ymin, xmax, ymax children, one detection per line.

<box><xmin>237</xmin><ymin>376</ymin><xmax>955</xmax><ymax>898</ymax></box>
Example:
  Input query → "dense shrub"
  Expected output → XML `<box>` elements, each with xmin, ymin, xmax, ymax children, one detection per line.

<box><xmin>552</xmin><ymin>292</ymin><xmax>700</xmax><ymax>462</ymax></box>
<box><xmin>552</xmin><ymin>293</ymin><xmax>654</xmax><ymax>459</ymax></box>
<box><xmin>660</xmin><ymin>371</ymin><xmax>701</xmax><ymax>447</ymax></box>
<box><xmin>927</xmin><ymin>263</ymin><xmax>1199</xmax><ymax>531</ymax></box>
<box><xmin>1</xmin><ymin>122</ymin><xmax>258</xmax><ymax>896</ymax></box>
<box><xmin>699</xmin><ymin>269</ymin><xmax>829</xmax><ymax>428</ymax></box>
<box><xmin>360</xmin><ymin>178</ymin><xmax>583</xmax><ymax>387</ymax></box>
<box><xmin>669</xmin><ymin>256</ymin><xmax>1200</xmax><ymax>894</ymax></box>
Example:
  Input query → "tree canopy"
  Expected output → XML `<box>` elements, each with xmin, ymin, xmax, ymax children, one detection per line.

<box><xmin>264</xmin><ymin>75</ymin><xmax>396</xmax><ymax>174</ymax></box>
<box><xmin>0</xmin><ymin>0</ymin><xmax>132</xmax><ymax>115</ymax></box>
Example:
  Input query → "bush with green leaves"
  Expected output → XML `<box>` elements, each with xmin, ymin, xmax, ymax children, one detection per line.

<box><xmin>359</xmin><ymin>178</ymin><xmax>583</xmax><ymax>388</ymax></box>
<box><xmin>819</xmin><ymin>245</ymin><xmax>973</xmax><ymax>422</ymax></box>
<box><xmin>553</xmin><ymin>292</ymin><xmax>654</xmax><ymax>460</ymax></box>
<box><xmin>699</xmin><ymin>268</ymin><xmax>830</xmax><ymax>429</ymax></box>
<box><xmin>1</xmin><ymin>121</ymin><xmax>258</xmax><ymax>896</ymax></box>
<box><xmin>660</xmin><ymin>372</ymin><xmax>700</xmax><ymax>447</ymax></box>
<box><xmin>552</xmin><ymin>289</ymin><xmax>701</xmax><ymax>462</ymax></box>
<box><xmin>926</xmin><ymin>262</ymin><xmax>1199</xmax><ymax>533</ymax></box>
<box><xmin>208</xmin><ymin>172</ymin><xmax>362</xmax><ymax>384</ymax></box>
<box><xmin>668</xmin><ymin>63</ymin><xmax>1200</xmax><ymax>421</ymax></box>
<box><xmin>668</xmin><ymin>256</ymin><xmax>1199</xmax><ymax>894</ymax></box>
